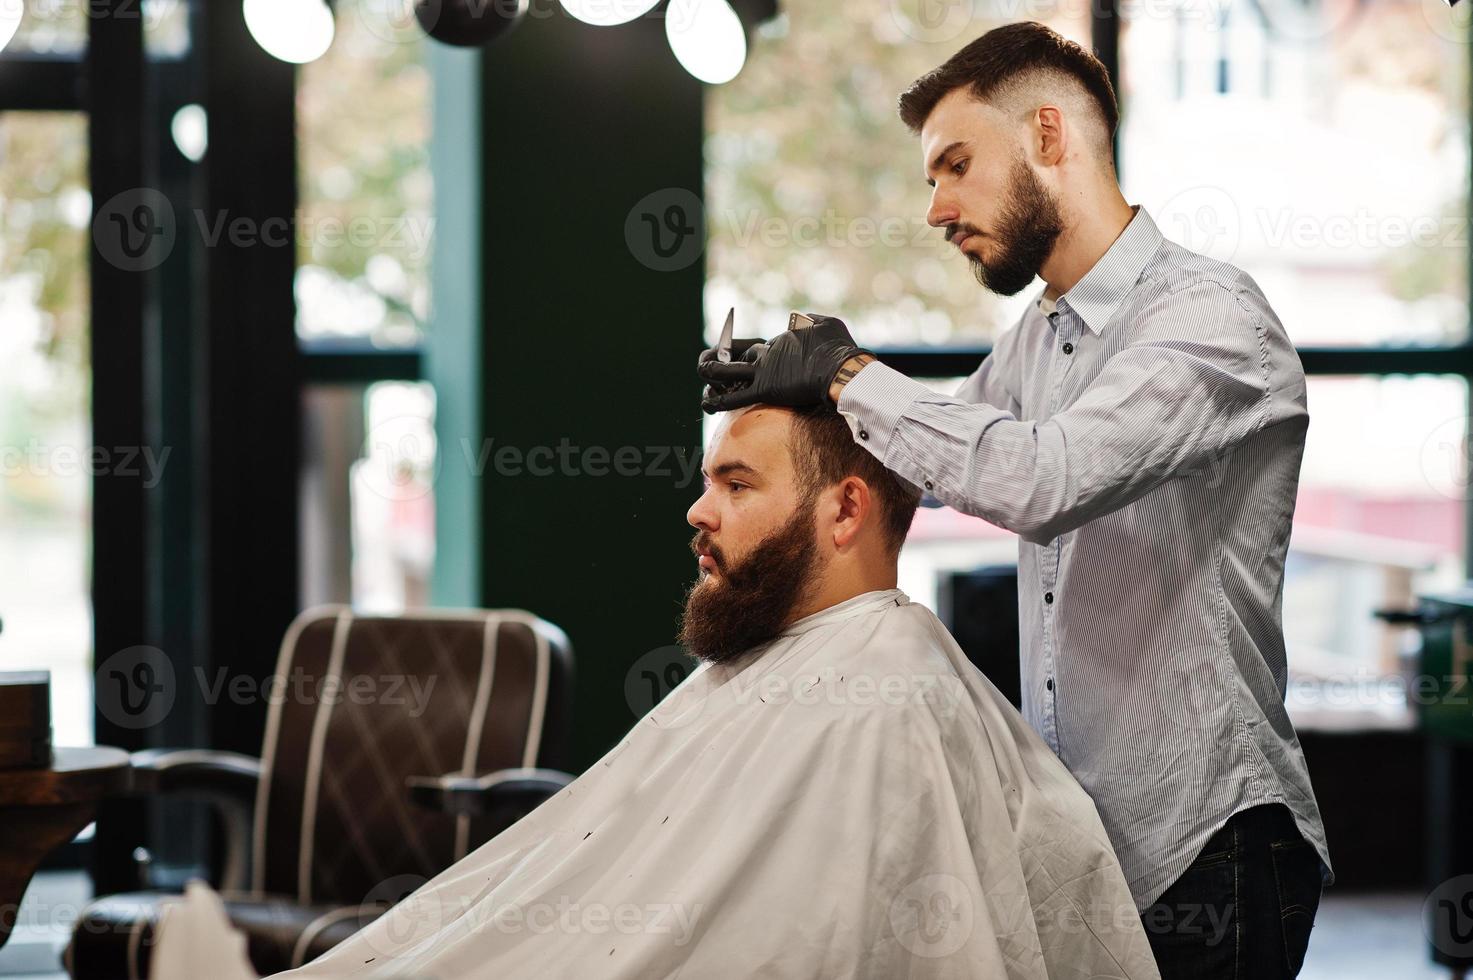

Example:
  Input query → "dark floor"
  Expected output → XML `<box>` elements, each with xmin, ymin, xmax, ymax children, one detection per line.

<box><xmin>0</xmin><ymin>872</ymin><xmax>1456</xmax><ymax>978</ymax></box>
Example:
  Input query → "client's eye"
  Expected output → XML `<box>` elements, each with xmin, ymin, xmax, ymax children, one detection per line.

<box><xmin>727</xmin><ymin>482</ymin><xmax>748</xmax><ymax>494</ymax></box>
<box><xmin>953</xmin><ymin>159</ymin><xmax>968</xmax><ymax>177</ymax></box>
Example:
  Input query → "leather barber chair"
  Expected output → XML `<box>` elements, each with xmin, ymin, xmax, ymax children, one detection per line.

<box><xmin>66</xmin><ymin>606</ymin><xmax>574</xmax><ymax>978</ymax></box>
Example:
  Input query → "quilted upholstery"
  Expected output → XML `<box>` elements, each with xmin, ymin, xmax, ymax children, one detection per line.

<box><xmin>67</xmin><ymin>607</ymin><xmax>572</xmax><ymax>979</ymax></box>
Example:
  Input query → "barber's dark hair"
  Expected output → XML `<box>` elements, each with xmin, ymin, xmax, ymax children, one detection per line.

<box><xmin>897</xmin><ymin>21</ymin><xmax>1118</xmax><ymax>171</ymax></box>
<box><xmin>787</xmin><ymin>405</ymin><xmax>921</xmax><ymax>556</ymax></box>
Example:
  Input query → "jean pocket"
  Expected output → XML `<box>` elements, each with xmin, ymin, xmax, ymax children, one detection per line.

<box><xmin>1270</xmin><ymin>838</ymin><xmax>1322</xmax><ymax>976</ymax></box>
<box><xmin>1141</xmin><ymin>856</ymin><xmax>1237</xmax><ymax>956</ymax></box>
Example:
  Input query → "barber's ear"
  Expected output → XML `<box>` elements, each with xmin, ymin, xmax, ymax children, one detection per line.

<box><xmin>830</xmin><ymin>476</ymin><xmax>871</xmax><ymax>550</ymax></box>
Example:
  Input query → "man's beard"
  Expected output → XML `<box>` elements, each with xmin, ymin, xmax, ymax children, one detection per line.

<box><xmin>678</xmin><ymin>501</ymin><xmax>820</xmax><ymax>665</ymax></box>
<box><xmin>957</xmin><ymin>153</ymin><xmax>1065</xmax><ymax>296</ymax></box>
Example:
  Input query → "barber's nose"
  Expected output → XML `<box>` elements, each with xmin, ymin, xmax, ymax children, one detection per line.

<box><xmin>687</xmin><ymin>490</ymin><xmax>718</xmax><ymax>532</ymax></box>
<box><xmin>927</xmin><ymin>189</ymin><xmax>957</xmax><ymax>230</ymax></box>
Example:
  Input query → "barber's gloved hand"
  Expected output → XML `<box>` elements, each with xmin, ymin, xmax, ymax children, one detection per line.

<box><xmin>697</xmin><ymin>313</ymin><xmax>871</xmax><ymax>414</ymax></box>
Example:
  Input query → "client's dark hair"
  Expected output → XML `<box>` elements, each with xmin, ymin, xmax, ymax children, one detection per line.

<box><xmin>786</xmin><ymin>405</ymin><xmax>922</xmax><ymax>555</ymax></box>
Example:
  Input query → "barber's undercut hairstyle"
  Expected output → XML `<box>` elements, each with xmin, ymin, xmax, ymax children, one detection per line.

<box><xmin>786</xmin><ymin>405</ymin><xmax>922</xmax><ymax>556</ymax></box>
<box><xmin>897</xmin><ymin>21</ymin><xmax>1119</xmax><ymax>177</ymax></box>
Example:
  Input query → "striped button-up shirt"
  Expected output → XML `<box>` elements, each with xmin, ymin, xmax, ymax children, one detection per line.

<box><xmin>836</xmin><ymin>203</ymin><xmax>1333</xmax><ymax>910</ymax></box>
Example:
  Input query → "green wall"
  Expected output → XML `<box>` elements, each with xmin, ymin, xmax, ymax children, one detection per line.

<box><xmin>472</xmin><ymin>11</ymin><xmax>707</xmax><ymax>769</ymax></box>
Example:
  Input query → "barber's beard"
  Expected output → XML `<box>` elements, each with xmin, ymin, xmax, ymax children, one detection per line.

<box><xmin>679</xmin><ymin>502</ymin><xmax>821</xmax><ymax>665</ymax></box>
<box><xmin>964</xmin><ymin>154</ymin><xmax>1065</xmax><ymax>297</ymax></box>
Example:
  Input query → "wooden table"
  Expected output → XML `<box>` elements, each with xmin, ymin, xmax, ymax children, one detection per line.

<box><xmin>0</xmin><ymin>747</ymin><xmax>131</xmax><ymax>949</ymax></box>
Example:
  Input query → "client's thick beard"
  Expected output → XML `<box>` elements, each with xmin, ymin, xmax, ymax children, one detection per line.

<box><xmin>678</xmin><ymin>502</ymin><xmax>820</xmax><ymax>665</ymax></box>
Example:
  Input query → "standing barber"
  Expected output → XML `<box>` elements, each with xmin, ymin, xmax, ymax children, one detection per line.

<box><xmin>698</xmin><ymin>21</ymin><xmax>1331</xmax><ymax>980</ymax></box>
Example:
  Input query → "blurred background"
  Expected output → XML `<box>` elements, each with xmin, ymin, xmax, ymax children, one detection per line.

<box><xmin>0</xmin><ymin>0</ymin><xmax>1470</xmax><ymax>976</ymax></box>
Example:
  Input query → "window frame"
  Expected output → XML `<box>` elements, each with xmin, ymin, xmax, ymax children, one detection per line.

<box><xmin>875</xmin><ymin>8</ymin><xmax>1473</xmax><ymax>571</ymax></box>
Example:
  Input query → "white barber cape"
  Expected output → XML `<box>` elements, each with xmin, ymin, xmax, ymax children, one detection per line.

<box><xmin>153</xmin><ymin>589</ymin><xmax>1159</xmax><ymax>980</ymax></box>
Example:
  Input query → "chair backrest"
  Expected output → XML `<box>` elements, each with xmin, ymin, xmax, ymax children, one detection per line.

<box><xmin>248</xmin><ymin>606</ymin><xmax>572</xmax><ymax>905</ymax></box>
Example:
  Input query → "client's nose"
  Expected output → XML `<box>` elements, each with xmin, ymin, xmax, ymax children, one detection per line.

<box><xmin>687</xmin><ymin>489</ymin><xmax>718</xmax><ymax>532</ymax></box>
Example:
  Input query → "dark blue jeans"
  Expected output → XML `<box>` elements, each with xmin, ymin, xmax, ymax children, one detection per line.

<box><xmin>1139</xmin><ymin>803</ymin><xmax>1324</xmax><ymax>979</ymax></box>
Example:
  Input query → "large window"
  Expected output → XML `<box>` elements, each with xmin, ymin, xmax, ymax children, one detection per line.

<box><xmin>0</xmin><ymin>0</ymin><xmax>207</xmax><ymax>752</ymax></box>
<box><xmin>1117</xmin><ymin>0</ymin><xmax>1471</xmax><ymax>726</ymax></box>
<box><xmin>705</xmin><ymin>1</ymin><xmax>1473</xmax><ymax>730</ymax></box>
<box><xmin>1120</xmin><ymin>0</ymin><xmax>1467</xmax><ymax>346</ymax></box>
<box><xmin>704</xmin><ymin>0</ymin><xmax>1091</xmax><ymax>349</ymax></box>
<box><xmin>0</xmin><ymin>112</ymin><xmax>92</xmax><ymax>746</ymax></box>
<box><xmin>297</xmin><ymin>0</ymin><xmax>432</xmax><ymax>350</ymax></box>
<box><xmin>1284</xmin><ymin>375</ymin><xmax>1466</xmax><ymax>728</ymax></box>
<box><xmin>298</xmin><ymin>0</ymin><xmax>437</xmax><ymax>611</ymax></box>
<box><xmin>7</xmin><ymin>0</ymin><xmax>88</xmax><ymax>55</ymax></box>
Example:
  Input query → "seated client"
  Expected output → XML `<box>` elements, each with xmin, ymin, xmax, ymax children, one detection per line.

<box><xmin>151</xmin><ymin>403</ymin><xmax>1159</xmax><ymax>980</ymax></box>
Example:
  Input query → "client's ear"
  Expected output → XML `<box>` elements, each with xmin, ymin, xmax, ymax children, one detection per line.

<box><xmin>829</xmin><ymin>475</ymin><xmax>872</xmax><ymax>551</ymax></box>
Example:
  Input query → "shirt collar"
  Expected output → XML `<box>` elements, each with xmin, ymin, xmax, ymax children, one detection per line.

<box><xmin>1036</xmin><ymin>204</ymin><xmax>1163</xmax><ymax>336</ymax></box>
<box><xmin>778</xmin><ymin>588</ymin><xmax>909</xmax><ymax>638</ymax></box>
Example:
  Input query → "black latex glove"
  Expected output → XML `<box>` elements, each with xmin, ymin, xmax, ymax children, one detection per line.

<box><xmin>696</xmin><ymin>313</ymin><xmax>870</xmax><ymax>414</ymax></box>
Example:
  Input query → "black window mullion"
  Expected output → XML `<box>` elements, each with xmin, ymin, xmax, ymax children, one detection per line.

<box><xmin>878</xmin><ymin>346</ymin><xmax>1473</xmax><ymax>380</ymax></box>
<box><xmin>300</xmin><ymin>343</ymin><xmax>423</xmax><ymax>384</ymax></box>
<box><xmin>0</xmin><ymin>53</ymin><xmax>85</xmax><ymax>110</ymax></box>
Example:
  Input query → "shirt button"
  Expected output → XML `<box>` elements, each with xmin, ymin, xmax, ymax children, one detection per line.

<box><xmin>1062</xmin><ymin>342</ymin><xmax>1074</xmax><ymax>355</ymax></box>
<box><xmin>1044</xmin><ymin>591</ymin><xmax>1054</xmax><ymax>604</ymax></box>
<box><xmin>1046</xmin><ymin>678</ymin><xmax>1054</xmax><ymax>691</ymax></box>
<box><xmin>923</xmin><ymin>479</ymin><xmax>934</xmax><ymax>490</ymax></box>
<box><xmin>858</xmin><ymin>429</ymin><xmax>869</xmax><ymax>440</ymax></box>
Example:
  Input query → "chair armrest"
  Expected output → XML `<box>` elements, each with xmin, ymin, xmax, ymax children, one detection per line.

<box><xmin>128</xmin><ymin>749</ymin><xmax>263</xmax><ymax>893</ymax></box>
<box><xmin>130</xmin><ymin>749</ymin><xmax>262</xmax><ymax>801</ymax></box>
<box><xmin>406</xmin><ymin>767</ymin><xmax>573</xmax><ymax>820</ymax></box>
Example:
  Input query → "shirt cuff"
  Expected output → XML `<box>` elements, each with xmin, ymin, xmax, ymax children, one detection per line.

<box><xmin>835</xmin><ymin>360</ymin><xmax>934</xmax><ymax>455</ymax></box>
